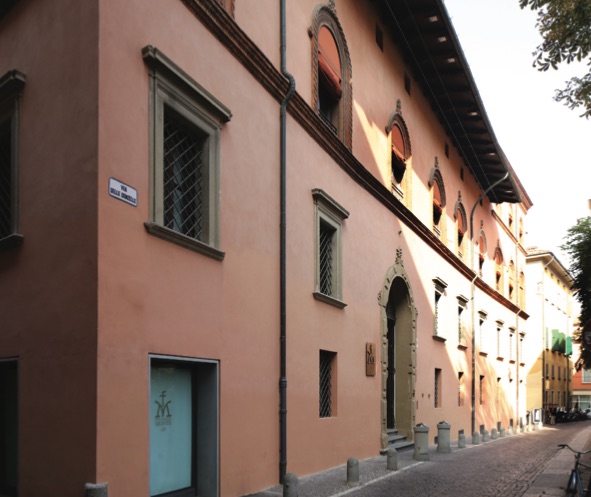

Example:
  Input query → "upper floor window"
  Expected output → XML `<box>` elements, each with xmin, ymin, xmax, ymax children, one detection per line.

<box><xmin>519</xmin><ymin>271</ymin><xmax>525</xmax><ymax>307</ymax></box>
<box><xmin>0</xmin><ymin>70</ymin><xmax>25</xmax><ymax>251</ymax></box>
<box><xmin>494</xmin><ymin>244</ymin><xmax>504</xmax><ymax>294</ymax></box>
<box><xmin>385</xmin><ymin>101</ymin><xmax>411</xmax><ymax>201</ymax></box>
<box><xmin>143</xmin><ymin>46</ymin><xmax>231</xmax><ymax>261</ymax></box>
<box><xmin>478</xmin><ymin>228</ymin><xmax>487</xmax><ymax>276</ymax></box>
<box><xmin>454</xmin><ymin>195</ymin><xmax>467</xmax><ymax>259</ymax></box>
<box><xmin>311</xmin><ymin>4</ymin><xmax>352</xmax><ymax>148</ymax></box>
<box><xmin>429</xmin><ymin>159</ymin><xmax>446</xmax><ymax>237</ymax></box>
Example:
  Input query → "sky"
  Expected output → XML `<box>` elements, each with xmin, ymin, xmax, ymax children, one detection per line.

<box><xmin>442</xmin><ymin>0</ymin><xmax>591</xmax><ymax>269</ymax></box>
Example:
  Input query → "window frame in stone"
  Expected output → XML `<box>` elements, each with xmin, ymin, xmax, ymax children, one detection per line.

<box><xmin>0</xmin><ymin>70</ymin><xmax>25</xmax><ymax>251</ymax></box>
<box><xmin>312</xmin><ymin>188</ymin><xmax>349</xmax><ymax>308</ymax></box>
<box><xmin>143</xmin><ymin>46</ymin><xmax>231</xmax><ymax>261</ymax></box>
<box><xmin>310</xmin><ymin>4</ymin><xmax>352</xmax><ymax>148</ymax></box>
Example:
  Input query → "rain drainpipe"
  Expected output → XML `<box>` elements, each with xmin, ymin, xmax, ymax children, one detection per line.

<box><xmin>279</xmin><ymin>0</ymin><xmax>296</xmax><ymax>485</ymax></box>
<box><xmin>470</xmin><ymin>171</ymin><xmax>509</xmax><ymax>435</ymax></box>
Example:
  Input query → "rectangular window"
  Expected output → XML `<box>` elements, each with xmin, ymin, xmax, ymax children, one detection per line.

<box><xmin>478</xmin><ymin>311</ymin><xmax>488</xmax><ymax>355</ymax></box>
<box><xmin>150</xmin><ymin>356</ymin><xmax>219</xmax><ymax>497</ymax></box>
<box><xmin>313</xmin><ymin>189</ymin><xmax>348</xmax><ymax>308</ymax></box>
<box><xmin>457</xmin><ymin>296</ymin><xmax>468</xmax><ymax>346</ymax></box>
<box><xmin>546</xmin><ymin>363</ymin><xmax>549</xmax><ymax>379</ymax></box>
<box><xmin>479</xmin><ymin>375</ymin><xmax>485</xmax><ymax>405</ymax></box>
<box><xmin>434</xmin><ymin>368</ymin><xmax>442</xmax><ymax>408</ymax></box>
<box><xmin>319</xmin><ymin>350</ymin><xmax>336</xmax><ymax>418</ymax></box>
<box><xmin>552</xmin><ymin>365</ymin><xmax>555</xmax><ymax>379</ymax></box>
<box><xmin>0</xmin><ymin>70</ymin><xmax>25</xmax><ymax>251</ymax></box>
<box><xmin>432</xmin><ymin>278</ymin><xmax>447</xmax><ymax>340</ymax></box>
<box><xmin>509</xmin><ymin>329</ymin><xmax>515</xmax><ymax>362</ymax></box>
<box><xmin>583</xmin><ymin>369</ymin><xmax>591</xmax><ymax>383</ymax></box>
<box><xmin>458</xmin><ymin>372</ymin><xmax>464</xmax><ymax>407</ymax></box>
<box><xmin>0</xmin><ymin>360</ymin><xmax>17</xmax><ymax>497</ymax></box>
<box><xmin>497</xmin><ymin>377</ymin><xmax>501</xmax><ymax>404</ymax></box>
<box><xmin>143</xmin><ymin>46</ymin><xmax>231</xmax><ymax>261</ymax></box>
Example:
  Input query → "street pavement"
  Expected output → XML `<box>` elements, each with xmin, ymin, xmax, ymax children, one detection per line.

<box><xmin>246</xmin><ymin>420</ymin><xmax>591</xmax><ymax>497</ymax></box>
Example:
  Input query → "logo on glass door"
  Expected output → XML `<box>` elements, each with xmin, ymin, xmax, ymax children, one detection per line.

<box><xmin>155</xmin><ymin>390</ymin><xmax>172</xmax><ymax>427</ymax></box>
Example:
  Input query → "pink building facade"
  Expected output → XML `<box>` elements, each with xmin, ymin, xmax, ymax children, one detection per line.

<box><xmin>0</xmin><ymin>1</ymin><xmax>532</xmax><ymax>496</ymax></box>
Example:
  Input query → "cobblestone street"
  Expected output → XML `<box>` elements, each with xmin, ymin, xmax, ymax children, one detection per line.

<box><xmin>252</xmin><ymin>421</ymin><xmax>591</xmax><ymax>497</ymax></box>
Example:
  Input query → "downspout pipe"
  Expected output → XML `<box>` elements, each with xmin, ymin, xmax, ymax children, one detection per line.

<box><xmin>279</xmin><ymin>0</ymin><xmax>296</xmax><ymax>485</ymax></box>
<box><xmin>470</xmin><ymin>171</ymin><xmax>509</xmax><ymax>435</ymax></box>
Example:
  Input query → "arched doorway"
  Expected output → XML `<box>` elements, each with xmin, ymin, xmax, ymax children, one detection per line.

<box><xmin>379</xmin><ymin>250</ymin><xmax>417</xmax><ymax>449</ymax></box>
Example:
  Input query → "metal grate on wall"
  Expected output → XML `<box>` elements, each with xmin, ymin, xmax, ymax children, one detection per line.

<box><xmin>319</xmin><ymin>351</ymin><xmax>333</xmax><ymax>418</ymax></box>
<box><xmin>163</xmin><ymin>108</ymin><xmax>205</xmax><ymax>240</ymax></box>
<box><xmin>319</xmin><ymin>221</ymin><xmax>334</xmax><ymax>295</ymax></box>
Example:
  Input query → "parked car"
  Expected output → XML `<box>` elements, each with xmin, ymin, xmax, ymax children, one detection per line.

<box><xmin>584</xmin><ymin>408</ymin><xmax>591</xmax><ymax>420</ymax></box>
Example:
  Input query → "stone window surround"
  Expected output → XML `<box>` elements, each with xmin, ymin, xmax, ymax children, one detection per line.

<box><xmin>142</xmin><ymin>45</ymin><xmax>231</xmax><ymax>261</ymax></box>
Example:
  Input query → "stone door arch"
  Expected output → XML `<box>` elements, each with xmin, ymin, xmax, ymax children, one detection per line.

<box><xmin>378</xmin><ymin>249</ymin><xmax>417</xmax><ymax>449</ymax></box>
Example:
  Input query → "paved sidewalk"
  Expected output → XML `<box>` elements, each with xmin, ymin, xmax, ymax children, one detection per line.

<box><xmin>245</xmin><ymin>422</ymin><xmax>591</xmax><ymax>497</ymax></box>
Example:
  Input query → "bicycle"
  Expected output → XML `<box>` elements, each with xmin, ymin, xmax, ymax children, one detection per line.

<box><xmin>559</xmin><ymin>444</ymin><xmax>591</xmax><ymax>496</ymax></box>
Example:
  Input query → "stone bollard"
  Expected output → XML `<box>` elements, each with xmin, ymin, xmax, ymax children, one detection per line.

<box><xmin>472</xmin><ymin>431</ymin><xmax>480</xmax><ymax>445</ymax></box>
<box><xmin>491</xmin><ymin>428</ymin><xmax>498</xmax><ymax>440</ymax></box>
<box><xmin>458</xmin><ymin>432</ymin><xmax>466</xmax><ymax>449</ymax></box>
<box><xmin>413</xmin><ymin>423</ymin><xmax>430</xmax><ymax>461</ymax></box>
<box><xmin>283</xmin><ymin>473</ymin><xmax>299</xmax><ymax>497</ymax></box>
<box><xmin>85</xmin><ymin>483</ymin><xmax>108</xmax><ymax>497</ymax></box>
<box><xmin>387</xmin><ymin>448</ymin><xmax>398</xmax><ymax>471</ymax></box>
<box><xmin>482</xmin><ymin>430</ymin><xmax>490</xmax><ymax>442</ymax></box>
<box><xmin>507</xmin><ymin>426</ymin><xmax>513</xmax><ymax>436</ymax></box>
<box><xmin>347</xmin><ymin>457</ymin><xmax>359</xmax><ymax>486</ymax></box>
<box><xmin>437</xmin><ymin>421</ymin><xmax>451</xmax><ymax>453</ymax></box>
<box><xmin>283</xmin><ymin>473</ymin><xmax>298</xmax><ymax>497</ymax></box>
<box><xmin>500</xmin><ymin>427</ymin><xmax>506</xmax><ymax>438</ymax></box>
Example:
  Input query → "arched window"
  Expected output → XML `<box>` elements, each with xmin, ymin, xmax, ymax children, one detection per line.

<box><xmin>478</xmin><ymin>229</ymin><xmax>487</xmax><ymax>276</ymax></box>
<box><xmin>428</xmin><ymin>159</ymin><xmax>446</xmax><ymax>236</ymax></box>
<box><xmin>508</xmin><ymin>260</ymin><xmax>515</xmax><ymax>301</ymax></box>
<box><xmin>311</xmin><ymin>5</ymin><xmax>352</xmax><ymax>148</ymax></box>
<box><xmin>454</xmin><ymin>194</ymin><xmax>467</xmax><ymax>259</ymax></box>
<box><xmin>385</xmin><ymin>101</ymin><xmax>412</xmax><ymax>199</ymax></box>
<box><xmin>494</xmin><ymin>244</ymin><xmax>504</xmax><ymax>294</ymax></box>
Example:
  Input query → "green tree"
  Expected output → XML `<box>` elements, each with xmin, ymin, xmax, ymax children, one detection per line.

<box><xmin>561</xmin><ymin>216</ymin><xmax>591</xmax><ymax>370</ymax></box>
<box><xmin>519</xmin><ymin>0</ymin><xmax>591</xmax><ymax>118</ymax></box>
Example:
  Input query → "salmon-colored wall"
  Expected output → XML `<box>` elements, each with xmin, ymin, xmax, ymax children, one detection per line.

<box><xmin>1</xmin><ymin>0</ymin><xmax>531</xmax><ymax>495</ymax></box>
<box><xmin>0</xmin><ymin>0</ymin><xmax>99</xmax><ymax>495</ymax></box>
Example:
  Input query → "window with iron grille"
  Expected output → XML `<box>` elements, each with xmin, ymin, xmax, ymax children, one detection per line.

<box><xmin>319</xmin><ymin>350</ymin><xmax>336</xmax><ymax>418</ymax></box>
<box><xmin>312</xmin><ymin>189</ymin><xmax>348</xmax><ymax>308</ymax></box>
<box><xmin>143</xmin><ymin>46</ymin><xmax>231</xmax><ymax>261</ymax></box>
<box><xmin>0</xmin><ymin>70</ymin><xmax>25</xmax><ymax>251</ymax></box>
<box><xmin>434</xmin><ymin>368</ymin><xmax>442</xmax><ymax>408</ymax></box>
<box><xmin>432</xmin><ymin>278</ymin><xmax>447</xmax><ymax>340</ymax></box>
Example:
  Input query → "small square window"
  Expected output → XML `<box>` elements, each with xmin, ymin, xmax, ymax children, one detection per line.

<box><xmin>0</xmin><ymin>70</ymin><xmax>25</xmax><ymax>251</ymax></box>
<box><xmin>312</xmin><ymin>189</ymin><xmax>349</xmax><ymax>308</ymax></box>
<box><xmin>143</xmin><ymin>46</ymin><xmax>231</xmax><ymax>261</ymax></box>
<box><xmin>319</xmin><ymin>350</ymin><xmax>336</xmax><ymax>418</ymax></box>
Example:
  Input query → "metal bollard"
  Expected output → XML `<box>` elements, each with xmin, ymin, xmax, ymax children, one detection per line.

<box><xmin>458</xmin><ymin>432</ymin><xmax>466</xmax><ymax>449</ymax></box>
<box><xmin>347</xmin><ymin>457</ymin><xmax>359</xmax><ymax>486</ymax></box>
<box><xmin>413</xmin><ymin>423</ymin><xmax>430</xmax><ymax>461</ymax></box>
<box><xmin>472</xmin><ymin>431</ymin><xmax>480</xmax><ymax>445</ymax></box>
<box><xmin>437</xmin><ymin>421</ymin><xmax>451</xmax><ymax>453</ymax></box>
<box><xmin>283</xmin><ymin>473</ymin><xmax>299</xmax><ymax>497</ymax></box>
<box><xmin>85</xmin><ymin>483</ymin><xmax>108</xmax><ymax>497</ymax></box>
<box><xmin>387</xmin><ymin>448</ymin><xmax>398</xmax><ymax>471</ymax></box>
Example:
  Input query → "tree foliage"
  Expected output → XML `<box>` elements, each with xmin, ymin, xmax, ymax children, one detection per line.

<box><xmin>560</xmin><ymin>216</ymin><xmax>591</xmax><ymax>370</ymax></box>
<box><xmin>519</xmin><ymin>0</ymin><xmax>591</xmax><ymax>118</ymax></box>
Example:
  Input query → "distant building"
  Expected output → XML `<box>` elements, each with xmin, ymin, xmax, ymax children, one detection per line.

<box><xmin>524</xmin><ymin>250</ymin><xmax>575</xmax><ymax>421</ymax></box>
<box><xmin>1</xmin><ymin>1</ymin><xmax>535</xmax><ymax>496</ymax></box>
